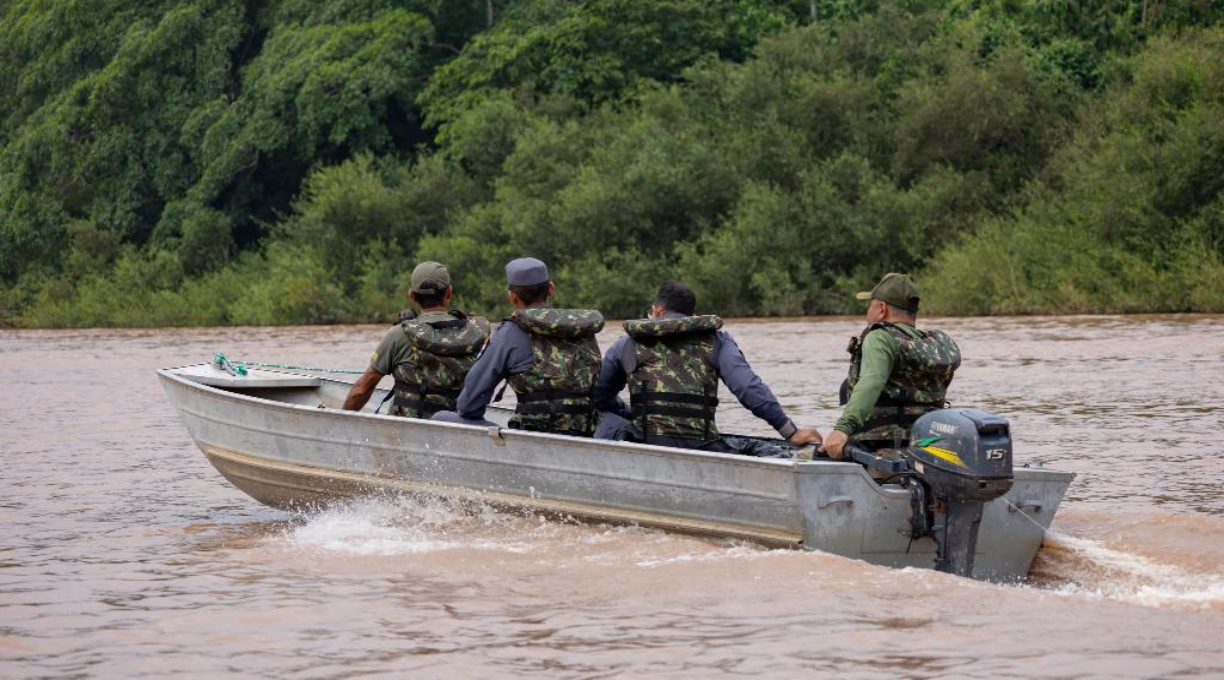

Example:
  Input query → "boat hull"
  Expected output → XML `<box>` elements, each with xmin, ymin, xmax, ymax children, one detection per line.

<box><xmin>159</xmin><ymin>365</ymin><xmax>1074</xmax><ymax>580</ymax></box>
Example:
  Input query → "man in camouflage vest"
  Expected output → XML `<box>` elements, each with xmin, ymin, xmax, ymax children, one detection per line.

<box><xmin>432</xmin><ymin>257</ymin><xmax>605</xmax><ymax>436</ymax></box>
<box><xmin>342</xmin><ymin>261</ymin><xmax>490</xmax><ymax>418</ymax></box>
<box><xmin>593</xmin><ymin>281</ymin><xmax>822</xmax><ymax>452</ymax></box>
<box><xmin>822</xmin><ymin>273</ymin><xmax>961</xmax><ymax>459</ymax></box>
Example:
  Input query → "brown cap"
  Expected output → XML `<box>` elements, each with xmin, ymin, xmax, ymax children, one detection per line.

<box><xmin>856</xmin><ymin>272</ymin><xmax>919</xmax><ymax>313</ymax></box>
<box><xmin>410</xmin><ymin>261</ymin><xmax>451</xmax><ymax>294</ymax></box>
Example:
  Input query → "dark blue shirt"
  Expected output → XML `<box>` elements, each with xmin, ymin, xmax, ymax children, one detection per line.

<box><xmin>592</xmin><ymin>316</ymin><xmax>797</xmax><ymax>438</ymax></box>
<box><xmin>455</xmin><ymin>320</ymin><xmax>535</xmax><ymax>420</ymax></box>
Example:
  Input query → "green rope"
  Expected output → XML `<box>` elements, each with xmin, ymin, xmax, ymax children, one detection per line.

<box><xmin>213</xmin><ymin>353</ymin><xmax>247</xmax><ymax>376</ymax></box>
<box><xmin>214</xmin><ymin>353</ymin><xmax>363</xmax><ymax>375</ymax></box>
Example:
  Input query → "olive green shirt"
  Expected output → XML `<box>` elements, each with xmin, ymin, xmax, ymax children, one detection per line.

<box><xmin>368</xmin><ymin>310</ymin><xmax>455</xmax><ymax>375</ymax></box>
<box><xmin>833</xmin><ymin>323</ymin><xmax>921</xmax><ymax>435</ymax></box>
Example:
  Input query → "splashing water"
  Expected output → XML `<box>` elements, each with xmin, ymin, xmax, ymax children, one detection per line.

<box><xmin>279</xmin><ymin>494</ymin><xmax>553</xmax><ymax>556</ymax></box>
<box><xmin>1033</xmin><ymin>532</ymin><xmax>1224</xmax><ymax>611</ymax></box>
<box><xmin>277</xmin><ymin>493</ymin><xmax>1224</xmax><ymax>613</ymax></box>
<box><xmin>274</xmin><ymin>493</ymin><xmax>803</xmax><ymax>569</ymax></box>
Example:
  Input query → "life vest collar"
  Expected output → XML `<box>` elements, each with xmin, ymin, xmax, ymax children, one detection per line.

<box><xmin>624</xmin><ymin>314</ymin><xmax>722</xmax><ymax>339</ymax></box>
<box><xmin>511</xmin><ymin>308</ymin><xmax>605</xmax><ymax>338</ymax></box>
<box><xmin>401</xmin><ymin>311</ymin><xmax>489</xmax><ymax>357</ymax></box>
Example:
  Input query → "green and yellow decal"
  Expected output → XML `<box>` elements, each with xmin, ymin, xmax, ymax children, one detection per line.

<box><xmin>920</xmin><ymin>445</ymin><xmax>968</xmax><ymax>469</ymax></box>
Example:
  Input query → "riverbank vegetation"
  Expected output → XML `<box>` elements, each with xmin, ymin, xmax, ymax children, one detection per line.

<box><xmin>2</xmin><ymin>0</ymin><xmax>1223</xmax><ymax>326</ymax></box>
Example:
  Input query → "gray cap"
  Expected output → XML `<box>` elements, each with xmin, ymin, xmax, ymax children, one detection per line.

<box><xmin>505</xmin><ymin>257</ymin><xmax>550</xmax><ymax>286</ymax></box>
<box><xmin>410</xmin><ymin>261</ymin><xmax>451</xmax><ymax>294</ymax></box>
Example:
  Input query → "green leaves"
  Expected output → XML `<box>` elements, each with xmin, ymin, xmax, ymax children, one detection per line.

<box><xmin>4</xmin><ymin>0</ymin><xmax>1224</xmax><ymax>326</ymax></box>
<box><xmin>420</xmin><ymin>0</ymin><xmax>800</xmax><ymax>129</ymax></box>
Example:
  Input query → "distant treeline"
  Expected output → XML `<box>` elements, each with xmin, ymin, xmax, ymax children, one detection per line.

<box><xmin>2</xmin><ymin>0</ymin><xmax>1223</xmax><ymax>327</ymax></box>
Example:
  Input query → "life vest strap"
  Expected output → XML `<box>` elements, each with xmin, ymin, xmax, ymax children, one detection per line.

<box><xmin>515</xmin><ymin>389</ymin><xmax>592</xmax><ymax>403</ymax></box>
<box><xmin>858</xmin><ymin>405</ymin><xmax>938</xmax><ymax>436</ymax></box>
<box><xmin>395</xmin><ymin>381</ymin><xmax>462</xmax><ymax>399</ymax></box>
<box><xmin>514</xmin><ymin>402</ymin><xmax>594</xmax><ymax>416</ymax></box>
<box><xmin>634</xmin><ymin>391</ymin><xmax>719</xmax><ymax>407</ymax></box>
<box><xmin>634</xmin><ymin>405</ymin><xmax>716</xmax><ymax>420</ymax></box>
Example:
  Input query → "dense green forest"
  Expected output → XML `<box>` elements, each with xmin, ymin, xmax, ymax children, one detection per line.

<box><xmin>2</xmin><ymin>0</ymin><xmax>1223</xmax><ymax>326</ymax></box>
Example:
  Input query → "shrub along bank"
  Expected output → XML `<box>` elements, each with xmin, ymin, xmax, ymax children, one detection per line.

<box><xmin>2</xmin><ymin>1</ymin><xmax>1223</xmax><ymax>326</ymax></box>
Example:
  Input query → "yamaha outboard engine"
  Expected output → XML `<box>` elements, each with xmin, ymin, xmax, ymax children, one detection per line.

<box><xmin>843</xmin><ymin>408</ymin><xmax>1013</xmax><ymax>577</ymax></box>
<box><xmin>906</xmin><ymin>409</ymin><xmax>1013</xmax><ymax>576</ymax></box>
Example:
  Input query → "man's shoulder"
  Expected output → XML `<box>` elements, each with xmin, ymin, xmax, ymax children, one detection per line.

<box><xmin>484</xmin><ymin>318</ymin><xmax>533</xmax><ymax>358</ymax></box>
<box><xmin>713</xmin><ymin>328</ymin><xmax>736</xmax><ymax>350</ymax></box>
<box><xmin>369</xmin><ymin>324</ymin><xmax>410</xmax><ymax>373</ymax></box>
<box><xmin>491</xmin><ymin>318</ymin><xmax>527</xmax><ymax>340</ymax></box>
<box><xmin>377</xmin><ymin>323</ymin><xmax>410</xmax><ymax>348</ymax></box>
<box><xmin>607</xmin><ymin>333</ymin><xmax>633</xmax><ymax>352</ymax></box>
<box><xmin>863</xmin><ymin>325</ymin><xmax>904</xmax><ymax>351</ymax></box>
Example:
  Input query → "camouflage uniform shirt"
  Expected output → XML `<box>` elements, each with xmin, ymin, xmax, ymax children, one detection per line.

<box><xmin>834</xmin><ymin>322</ymin><xmax>940</xmax><ymax>435</ymax></box>
<box><xmin>593</xmin><ymin>313</ymin><xmax>798</xmax><ymax>439</ymax></box>
<box><xmin>368</xmin><ymin>309</ymin><xmax>457</xmax><ymax>376</ymax></box>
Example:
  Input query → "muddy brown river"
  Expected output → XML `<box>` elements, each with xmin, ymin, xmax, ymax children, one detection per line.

<box><xmin>3</xmin><ymin>315</ymin><xmax>1223</xmax><ymax>678</ymax></box>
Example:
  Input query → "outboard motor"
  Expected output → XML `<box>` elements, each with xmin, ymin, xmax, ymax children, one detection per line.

<box><xmin>906</xmin><ymin>409</ymin><xmax>1013</xmax><ymax>576</ymax></box>
<box><xmin>843</xmin><ymin>408</ymin><xmax>1013</xmax><ymax>577</ymax></box>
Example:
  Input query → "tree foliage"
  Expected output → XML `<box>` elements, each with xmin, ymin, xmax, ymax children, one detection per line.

<box><xmin>3</xmin><ymin>0</ymin><xmax>1224</xmax><ymax>326</ymax></box>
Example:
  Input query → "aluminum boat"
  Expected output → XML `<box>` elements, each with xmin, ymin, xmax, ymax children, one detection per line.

<box><xmin>159</xmin><ymin>362</ymin><xmax>1074</xmax><ymax>580</ymax></box>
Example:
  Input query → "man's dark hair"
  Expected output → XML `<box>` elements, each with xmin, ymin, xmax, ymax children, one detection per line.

<box><xmin>510</xmin><ymin>281</ymin><xmax>551</xmax><ymax>306</ymax></box>
<box><xmin>412</xmin><ymin>284</ymin><xmax>448</xmax><ymax>308</ymax></box>
<box><xmin>885</xmin><ymin>301</ymin><xmax>917</xmax><ymax>319</ymax></box>
<box><xmin>655</xmin><ymin>280</ymin><xmax>697</xmax><ymax>315</ymax></box>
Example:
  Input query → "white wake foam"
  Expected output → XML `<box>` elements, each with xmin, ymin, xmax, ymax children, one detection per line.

<box><xmin>1039</xmin><ymin>532</ymin><xmax>1224</xmax><ymax>611</ymax></box>
<box><xmin>279</xmin><ymin>495</ymin><xmax>545</xmax><ymax>556</ymax></box>
<box><xmin>631</xmin><ymin>542</ymin><xmax>781</xmax><ymax>567</ymax></box>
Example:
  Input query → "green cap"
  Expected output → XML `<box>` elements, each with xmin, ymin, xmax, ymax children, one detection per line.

<box><xmin>856</xmin><ymin>272</ymin><xmax>919</xmax><ymax>313</ymax></box>
<box><xmin>410</xmin><ymin>261</ymin><xmax>451</xmax><ymax>294</ymax></box>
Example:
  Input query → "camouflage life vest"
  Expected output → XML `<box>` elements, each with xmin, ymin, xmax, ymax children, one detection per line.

<box><xmin>392</xmin><ymin>311</ymin><xmax>490</xmax><ymax>419</ymax></box>
<box><xmin>506</xmin><ymin>308</ymin><xmax>604</xmax><ymax>436</ymax></box>
<box><xmin>844</xmin><ymin>322</ymin><xmax>960</xmax><ymax>450</ymax></box>
<box><xmin>623</xmin><ymin>315</ymin><xmax>723</xmax><ymax>442</ymax></box>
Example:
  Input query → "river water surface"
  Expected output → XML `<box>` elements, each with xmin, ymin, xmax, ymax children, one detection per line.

<box><xmin>3</xmin><ymin>316</ymin><xmax>1223</xmax><ymax>678</ymax></box>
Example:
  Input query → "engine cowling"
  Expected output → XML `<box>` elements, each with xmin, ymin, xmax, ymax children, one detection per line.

<box><xmin>904</xmin><ymin>409</ymin><xmax>1015</xmax><ymax>577</ymax></box>
<box><xmin>907</xmin><ymin>408</ymin><xmax>1014</xmax><ymax>504</ymax></box>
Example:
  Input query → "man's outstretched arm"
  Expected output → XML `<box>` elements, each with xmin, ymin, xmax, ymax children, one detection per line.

<box><xmin>824</xmin><ymin>330</ymin><xmax>896</xmax><ymax>457</ymax></box>
<box><xmin>716</xmin><ymin>332</ymin><xmax>820</xmax><ymax>445</ymax></box>
<box><xmin>593</xmin><ymin>336</ymin><xmax>633</xmax><ymax>416</ymax></box>
<box><xmin>343</xmin><ymin>369</ymin><xmax>384</xmax><ymax>411</ymax></box>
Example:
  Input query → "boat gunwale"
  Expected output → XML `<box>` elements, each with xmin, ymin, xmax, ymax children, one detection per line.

<box><xmin>158</xmin><ymin>365</ymin><xmax>1075</xmax><ymax>498</ymax></box>
<box><xmin>157</xmin><ymin>365</ymin><xmax>807</xmax><ymax>472</ymax></box>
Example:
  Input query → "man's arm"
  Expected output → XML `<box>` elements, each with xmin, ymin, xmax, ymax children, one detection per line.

<box><xmin>593</xmin><ymin>335</ymin><xmax>633</xmax><ymax>416</ymax></box>
<box><xmin>455</xmin><ymin>323</ymin><xmax>532</xmax><ymax>420</ymax></box>
<box><xmin>824</xmin><ymin>330</ymin><xmax>897</xmax><ymax>457</ymax></box>
<box><xmin>343</xmin><ymin>327</ymin><xmax>400</xmax><ymax>411</ymax></box>
<box><xmin>342</xmin><ymin>369</ymin><xmax>384</xmax><ymax>411</ymax></box>
<box><xmin>715</xmin><ymin>332</ymin><xmax>819</xmax><ymax>443</ymax></box>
